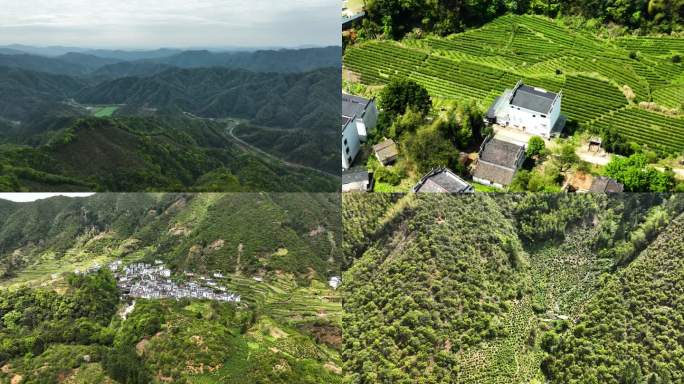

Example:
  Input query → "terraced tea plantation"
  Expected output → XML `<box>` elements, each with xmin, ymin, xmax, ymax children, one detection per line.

<box><xmin>344</xmin><ymin>14</ymin><xmax>684</xmax><ymax>152</ymax></box>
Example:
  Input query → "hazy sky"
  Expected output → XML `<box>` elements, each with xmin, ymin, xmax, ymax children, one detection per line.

<box><xmin>0</xmin><ymin>0</ymin><xmax>339</xmax><ymax>49</ymax></box>
<box><xmin>0</xmin><ymin>193</ymin><xmax>95</xmax><ymax>202</ymax></box>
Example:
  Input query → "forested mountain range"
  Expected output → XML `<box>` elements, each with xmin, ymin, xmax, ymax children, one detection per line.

<box><xmin>76</xmin><ymin>67</ymin><xmax>339</xmax><ymax>130</ymax></box>
<box><xmin>0</xmin><ymin>193</ymin><xmax>343</xmax><ymax>383</ymax></box>
<box><xmin>342</xmin><ymin>193</ymin><xmax>684</xmax><ymax>383</ymax></box>
<box><xmin>0</xmin><ymin>45</ymin><xmax>341</xmax><ymax>191</ymax></box>
<box><xmin>0</xmin><ymin>116</ymin><xmax>338</xmax><ymax>192</ymax></box>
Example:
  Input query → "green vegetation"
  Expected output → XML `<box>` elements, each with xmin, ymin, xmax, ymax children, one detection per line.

<box><xmin>361</xmin><ymin>79</ymin><xmax>486</xmax><ymax>189</ymax></box>
<box><xmin>342</xmin><ymin>193</ymin><xmax>684</xmax><ymax>383</ymax></box>
<box><xmin>344</xmin><ymin>14</ymin><xmax>684</xmax><ymax>154</ymax></box>
<box><xmin>604</xmin><ymin>153</ymin><xmax>675</xmax><ymax>191</ymax></box>
<box><xmin>93</xmin><ymin>106</ymin><xmax>119</xmax><ymax>117</ymax></box>
<box><xmin>0</xmin><ymin>193</ymin><xmax>341</xmax><ymax>285</ymax></box>
<box><xmin>361</xmin><ymin>0</ymin><xmax>682</xmax><ymax>39</ymax></box>
<box><xmin>378</xmin><ymin>78</ymin><xmax>432</xmax><ymax>116</ymax></box>
<box><xmin>0</xmin><ymin>193</ymin><xmax>343</xmax><ymax>383</ymax></box>
<box><xmin>0</xmin><ymin>273</ymin><xmax>342</xmax><ymax>384</ymax></box>
<box><xmin>0</xmin><ymin>117</ymin><xmax>338</xmax><ymax>192</ymax></box>
<box><xmin>0</xmin><ymin>47</ymin><xmax>340</xmax><ymax>192</ymax></box>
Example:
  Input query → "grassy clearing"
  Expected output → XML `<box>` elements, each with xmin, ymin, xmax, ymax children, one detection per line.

<box><xmin>93</xmin><ymin>106</ymin><xmax>119</xmax><ymax>117</ymax></box>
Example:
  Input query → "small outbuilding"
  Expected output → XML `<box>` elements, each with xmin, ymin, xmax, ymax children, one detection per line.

<box><xmin>472</xmin><ymin>137</ymin><xmax>526</xmax><ymax>188</ymax></box>
<box><xmin>373</xmin><ymin>139</ymin><xmax>399</xmax><ymax>166</ymax></box>
<box><xmin>413</xmin><ymin>167</ymin><xmax>474</xmax><ymax>193</ymax></box>
<box><xmin>342</xmin><ymin>167</ymin><xmax>373</xmax><ymax>192</ymax></box>
<box><xmin>589</xmin><ymin>176</ymin><xmax>624</xmax><ymax>193</ymax></box>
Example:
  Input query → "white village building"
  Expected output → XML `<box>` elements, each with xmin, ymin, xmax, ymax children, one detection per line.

<box><xmin>486</xmin><ymin>81</ymin><xmax>563</xmax><ymax>138</ymax></box>
<box><xmin>342</xmin><ymin>93</ymin><xmax>378</xmax><ymax>170</ymax></box>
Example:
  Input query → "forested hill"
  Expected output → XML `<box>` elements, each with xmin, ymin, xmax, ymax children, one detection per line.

<box><xmin>342</xmin><ymin>193</ymin><xmax>684</xmax><ymax>383</ymax></box>
<box><xmin>0</xmin><ymin>61</ymin><xmax>340</xmax><ymax>190</ymax></box>
<box><xmin>360</xmin><ymin>0</ymin><xmax>682</xmax><ymax>39</ymax></box>
<box><xmin>75</xmin><ymin>67</ymin><xmax>340</xmax><ymax>130</ymax></box>
<box><xmin>0</xmin><ymin>116</ymin><xmax>339</xmax><ymax>192</ymax></box>
<box><xmin>0</xmin><ymin>193</ymin><xmax>344</xmax><ymax>383</ymax></box>
<box><xmin>0</xmin><ymin>193</ymin><xmax>342</xmax><ymax>284</ymax></box>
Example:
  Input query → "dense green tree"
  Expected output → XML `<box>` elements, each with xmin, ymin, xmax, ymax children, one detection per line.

<box><xmin>403</xmin><ymin>123</ymin><xmax>457</xmax><ymax>173</ymax></box>
<box><xmin>554</xmin><ymin>142</ymin><xmax>580</xmax><ymax>172</ymax></box>
<box><xmin>604</xmin><ymin>153</ymin><xmax>675</xmax><ymax>192</ymax></box>
<box><xmin>379</xmin><ymin>78</ymin><xmax>432</xmax><ymax>117</ymax></box>
<box><xmin>526</xmin><ymin>136</ymin><xmax>546</xmax><ymax>158</ymax></box>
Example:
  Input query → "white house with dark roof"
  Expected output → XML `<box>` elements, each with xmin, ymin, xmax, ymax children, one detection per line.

<box><xmin>486</xmin><ymin>80</ymin><xmax>563</xmax><ymax>138</ymax></box>
<box><xmin>342</xmin><ymin>117</ymin><xmax>361</xmax><ymax>170</ymax></box>
<box><xmin>342</xmin><ymin>93</ymin><xmax>378</xmax><ymax>170</ymax></box>
<box><xmin>343</xmin><ymin>167</ymin><xmax>372</xmax><ymax>192</ymax></box>
<box><xmin>472</xmin><ymin>136</ymin><xmax>526</xmax><ymax>188</ymax></box>
<box><xmin>413</xmin><ymin>168</ymin><xmax>474</xmax><ymax>193</ymax></box>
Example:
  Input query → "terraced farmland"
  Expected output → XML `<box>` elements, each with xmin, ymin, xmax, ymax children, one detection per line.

<box><xmin>591</xmin><ymin>108</ymin><xmax>684</xmax><ymax>152</ymax></box>
<box><xmin>344</xmin><ymin>14</ymin><xmax>684</xmax><ymax>151</ymax></box>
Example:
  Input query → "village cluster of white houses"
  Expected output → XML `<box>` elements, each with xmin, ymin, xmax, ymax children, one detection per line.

<box><xmin>115</xmin><ymin>262</ymin><xmax>240</xmax><ymax>302</ymax></box>
<box><xmin>77</xmin><ymin>260</ymin><xmax>241</xmax><ymax>303</ymax></box>
<box><xmin>342</xmin><ymin>81</ymin><xmax>622</xmax><ymax>193</ymax></box>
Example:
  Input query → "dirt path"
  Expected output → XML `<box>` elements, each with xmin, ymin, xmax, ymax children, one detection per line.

<box><xmin>654</xmin><ymin>166</ymin><xmax>684</xmax><ymax>180</ymax></box>
<box><xmin>577</xmin><ymin>150</ymin><xmax>611</xmax><ymax>166</ymax></box>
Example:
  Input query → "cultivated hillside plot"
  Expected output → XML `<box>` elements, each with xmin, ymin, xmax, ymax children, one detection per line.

<box><xmin>344</xmin><ymin>15</ymin><xmax>684</xmax><ymax>152</ymax></box>
<box><xmin>0</xmin><ymin>193</ymin><xmax>343</xmax><ymax>384</ymax></box>
<box><xmin>342</xmin><ymin>193</ymin><xmax>684</xmax><ymax>383</ymax></box>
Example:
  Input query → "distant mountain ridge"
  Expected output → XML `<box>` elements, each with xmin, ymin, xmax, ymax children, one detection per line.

<box><xmin>0</xmin><ymin>46</ymin><xmax>340</xmax><ymax>77</ymax></box>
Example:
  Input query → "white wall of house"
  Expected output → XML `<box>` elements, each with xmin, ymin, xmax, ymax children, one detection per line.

<box><xmin>507</xmin><ymin>105</ymin><xmax>551</xmax><ymax>137</ymax></box>
<box><xmin>473</xmin><ymin>176</ymin><xmax>504</xmax><ymax>189</ymax></box>
<box><xmin>342</xmin><ymin>121</ymin><xmax>361</xmax><ymax>170</ymax></box>
<box><xmin>356</xmin><ymin>100</ymin><xmax>378</xmax><ymax>142</ymax></box>
<box><xmin>549</xmin><ymin>96</ymin><xmax>561</xmax><ymax>130</ymax></box>
<box><xmin>355</xmin><ymin>118</ymin><xmax>368</xmax><ymax>142</ymax></box>
<box><xmin>363</xmin><ymin>100</ymin><xmax>378</xmax><ymax>131</ymax></box>
<box><xmin>342</xmin><ymin>179</ymin><xmax>369</xmax><ymax>192</ymax></box>
<box><xmin>499</xmin><ymin>93</ymin><xmax>561</xmax><ymax>138</ymax></box>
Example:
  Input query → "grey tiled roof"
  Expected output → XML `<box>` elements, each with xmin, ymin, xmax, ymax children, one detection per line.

<box><xmin>479</xmin><ymin>138</ymin><xmax>524</xmax><ymax>168</ymax></box>
<box><xmin>373</xmin><ymin>139</ymin><xmax>398</xmax><ymax>164</ymax></box>
<box><xmin>413</xmin><ymin>168</ymin><xmax>473</xmax><ymax>193</ymax></box>
<box><xmin>473</xmin><ymin>162</ymin><xmax>516</xmax><ymax>186</ymax></box>
<box><xmin>342</xmin><ymin>168</ymin><xmax>370</xmax><ymax>184</ymax></box>
<box><xmin>589</xmin><ymin>176</ymin><xmax>624</xmax><ymax>193</ymax></box>
<box><xmin>510</xmin><ymin>84</ymin><xmax>557</xmax><ymax>114</ymax></box>
<box><xmin>342</xmin><ymin>93</ymin><xmax>372</xmax><ymax>120</ymax></box>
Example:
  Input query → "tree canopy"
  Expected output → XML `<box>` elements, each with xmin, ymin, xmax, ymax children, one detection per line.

<box><xmin>379</xmin><ymin>78</ymin><xmax>432</xmax><ymax>117</ymax></box>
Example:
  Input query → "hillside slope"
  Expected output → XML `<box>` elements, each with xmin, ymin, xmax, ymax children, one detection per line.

<box><xmin>76</xmin><ymin>67</ymin><xmax>339</xmax><ymax>131</ymax></box>
<box><xmin>543</xmin><ymin>208</ymin><xmax>684</xmax><ymax>383</ymax></box>
<box><xmin>0</xmin><ymin>117</ymin><xmax>339</xmax><ymax>192</ymax></box>
<box><xmin>0</xmin><ymin>193</ymin><xmax>342</xmax><ymax>283</ymax></box>
<box><xmin>344</xmin><ymin>14</ymin><xmax>684</xmax><ymax>152</ymax></box>
<box><xmin>0</xmin><ymin>193</ymin><xmax>343</xmax><ymax>384</ymax></box>
<box><xmin>342</xmin><ymin>193</ymin><xmax>684</xmax><ymax>383</ymax></box>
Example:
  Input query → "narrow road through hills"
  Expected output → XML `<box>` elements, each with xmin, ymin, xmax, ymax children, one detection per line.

<box><xmin>225</xmin><ymin>123</ymin><xmax>339</xmax><ymax>179</ymax></box>
<box><xmin>182</xmin><ymin>112</ymin><xmax>339</xmax><ymax>180</ymax></box>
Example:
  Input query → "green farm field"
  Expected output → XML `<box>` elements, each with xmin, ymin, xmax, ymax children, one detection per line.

<box><xmin>93</xmin><ymin>106</ymin><xmax>119</xmax><ymax>117</ymax></box>
<box><xmin>344</xmin><ymin>14</ymin><xmax>684</xmax><ymax>152</ymax></box>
